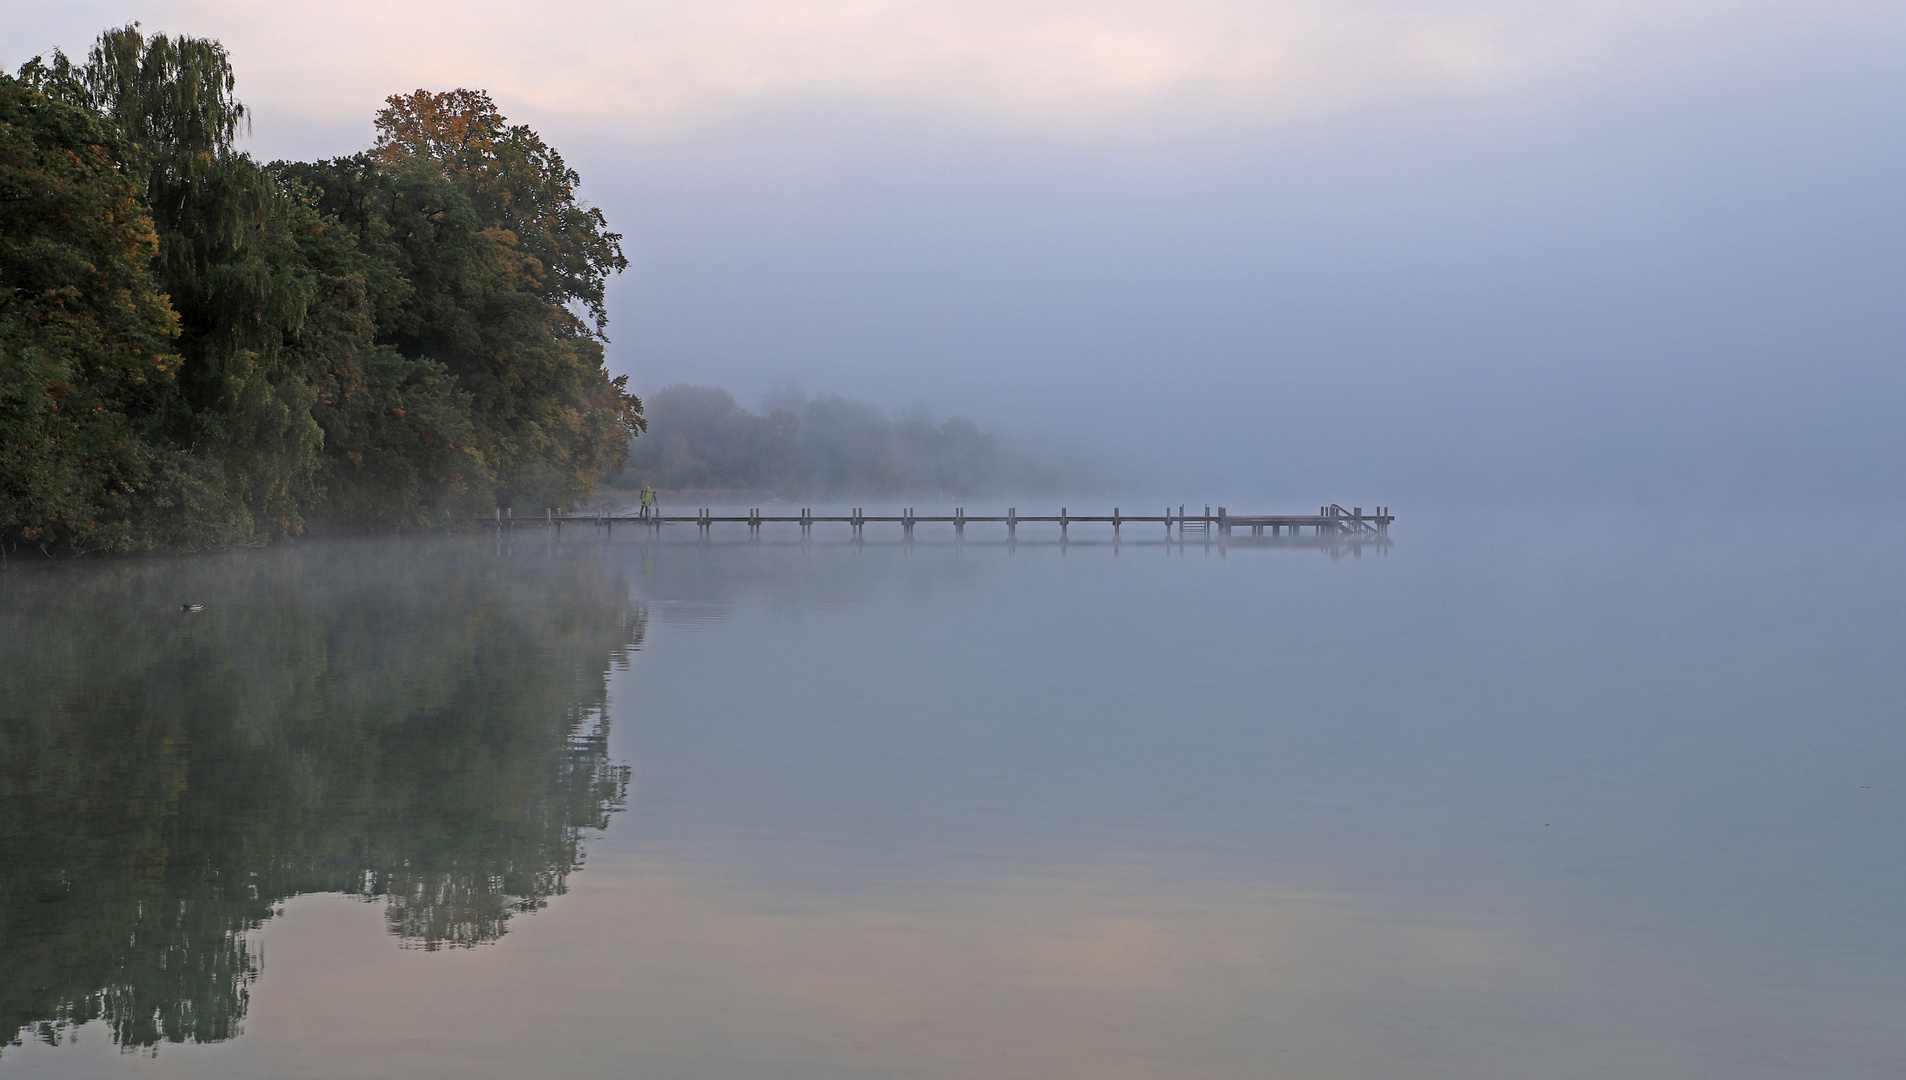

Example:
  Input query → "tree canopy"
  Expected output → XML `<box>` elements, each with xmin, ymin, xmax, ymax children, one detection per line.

<box><xmin>372</xmin><ymin>88</ymin><xmax>626</xmax><ymax>336</ymax></box>
<box><xmin>1</xmin><ymin>25</ymin><xmax>642</xmax><ymax>553</ymax></box>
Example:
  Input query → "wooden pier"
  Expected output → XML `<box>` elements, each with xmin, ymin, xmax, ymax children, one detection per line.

<box><xmin>488</xmin><ymin>504</ymin><xmax>1392</xmax><ymax>540</ymax></box>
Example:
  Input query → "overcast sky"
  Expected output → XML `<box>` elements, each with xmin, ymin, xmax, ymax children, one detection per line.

<box><xmin>10</xmin><ymin>0</ymin><xmax>1904</xmax><ymax>504</ymax></box>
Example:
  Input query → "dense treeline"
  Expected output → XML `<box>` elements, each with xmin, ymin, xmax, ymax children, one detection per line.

<box><xmin>612</xmin><ymin>384</ymin><xmax>1089</xmax><ymax>498</ymax></box>
<box><xmin>0</xmin><ymin>25</ymin><xmax>641</xmax><ymax>553</ymax></box>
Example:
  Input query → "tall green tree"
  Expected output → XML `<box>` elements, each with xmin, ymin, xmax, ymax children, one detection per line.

<box><xmin>369</xmin><ymin>89</ymin><xmax>642</xmax><ymax>510</ymax></box>
<box><xmin>371</xmin><ymin>88</ymin><xmax>627</xmax><ymax>334</ymax></box>
<box><xmin>0</xmin><ymin>74</ymin><xmax>192</xmax><ymax>553</ymax></box>
<box><xmin>270</xmin><ymin>157</ymin><xmax>488</xmax><ymax>529</ymax></box>
<box><xmin>22</xmin><ymin>26</ymin><xmax>322</xmax><ymax>542</ymax></box>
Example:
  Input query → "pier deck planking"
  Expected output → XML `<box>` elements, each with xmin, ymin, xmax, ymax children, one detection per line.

<box><xmin>488</xmin><ymin>504</ymin><xmax>1393</xmax><ymax>538</ymax></box>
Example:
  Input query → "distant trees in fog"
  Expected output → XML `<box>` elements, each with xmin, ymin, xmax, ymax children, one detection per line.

<box><xmin>611</xmin><ymin>384</ymin><xmax>1087</xmax><ymax>497</ymax></box>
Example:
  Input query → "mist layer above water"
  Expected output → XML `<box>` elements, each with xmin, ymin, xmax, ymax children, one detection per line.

<box><xmin>5</xmin><ymin>508</ymin><xmax>1903</xmax><ymax>1077</ymax></box>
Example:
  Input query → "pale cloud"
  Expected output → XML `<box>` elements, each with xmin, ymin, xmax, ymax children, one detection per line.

<box><xmin>13</xmin><ymin>0</ymin><xmax>1820</xmax><ymax>135</ymax></box>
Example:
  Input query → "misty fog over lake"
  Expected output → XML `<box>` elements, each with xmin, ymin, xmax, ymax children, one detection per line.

<box><xmin>7</xmin><ymin>0</ymin><xmax>1905</xmax><ymax>1076</ymax></box>
<box><xmin>5</xmin><ymin>516</ymin><xmax>1903</xmax><ymax>1078</ymax></box>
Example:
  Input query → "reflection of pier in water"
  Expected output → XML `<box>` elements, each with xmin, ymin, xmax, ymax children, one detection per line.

<box><xmin>496</xmin><ymin>503</ymin><xmax>1393</xmax><ymax>550</ymax></box>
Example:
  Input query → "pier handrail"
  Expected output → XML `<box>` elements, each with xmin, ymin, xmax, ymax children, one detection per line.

<box><xmin>481</xmin><ymin>504</ymin><xmax>1392</xmax><ymax>540</ymax></box>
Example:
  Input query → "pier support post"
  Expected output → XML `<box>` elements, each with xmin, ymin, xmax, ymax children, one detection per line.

<box><xmin>1060</xmin><ymin>507</ymin><xmax>1068</xmax><ymax>539</ymax></box>
<box><xmin>1113</xmin><ymin>507</ymin><xmax>1121</xmax><ymax>536</ymax></box>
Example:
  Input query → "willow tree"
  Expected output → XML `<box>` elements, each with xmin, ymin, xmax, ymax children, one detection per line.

<box><xmin>21</xmin><ymin>25</ymin><xmax>321</xmax><ymax>542</ymax></box>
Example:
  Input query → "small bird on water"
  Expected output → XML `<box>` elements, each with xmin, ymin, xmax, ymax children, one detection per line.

<box><xmin>180</xmin><ymin>603</ymin><xmax>204</xmax><ymax>612</ymax></box>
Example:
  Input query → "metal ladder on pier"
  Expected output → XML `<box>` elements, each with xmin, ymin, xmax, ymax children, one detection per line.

<box><xmin>1326</xmin><ymin>504</ymin><xmax>1383</xmax><ymax>535</ymax></box>
<box><xmin>1177</xmin><ymin>505</ymin><xmax>1211</xmax><ymax>535</ymax></box>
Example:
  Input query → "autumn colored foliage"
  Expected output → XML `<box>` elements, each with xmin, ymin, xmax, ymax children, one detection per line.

<box><xmin>1</xmin><ymin>26</ymin><xmax>642</xmax><ymax>553</ymax></box>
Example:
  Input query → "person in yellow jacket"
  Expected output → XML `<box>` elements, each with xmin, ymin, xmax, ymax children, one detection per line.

<box><xmin>640</xmin><ymin>486</ymin><xmax>655</xmax><ymax>519</ymax></box>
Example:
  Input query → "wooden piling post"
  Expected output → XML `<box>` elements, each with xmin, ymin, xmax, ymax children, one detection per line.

<box><xmin>463</xmin><ymin>500</ymin><xmax>1387</xmax><ymax>543</ymax></box>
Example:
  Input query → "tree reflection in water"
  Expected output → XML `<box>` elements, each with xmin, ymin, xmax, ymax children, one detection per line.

<box><xmin>0</xmin><ymin>538</ymin><xmax>642</xmax><ymax>1054</ymax></box>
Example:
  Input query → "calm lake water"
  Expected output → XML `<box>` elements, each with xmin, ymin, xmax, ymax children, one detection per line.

<box><xmin>3</xmin><ymin>506</ymin><xmax>1902</xmax><ymax>1078</ymax></box>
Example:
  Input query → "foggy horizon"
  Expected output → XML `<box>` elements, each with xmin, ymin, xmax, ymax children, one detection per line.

<box><xmin>16</xmin><ymin>1</ymin><xmax>1902</xmax><ymax>509</ymax></box>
